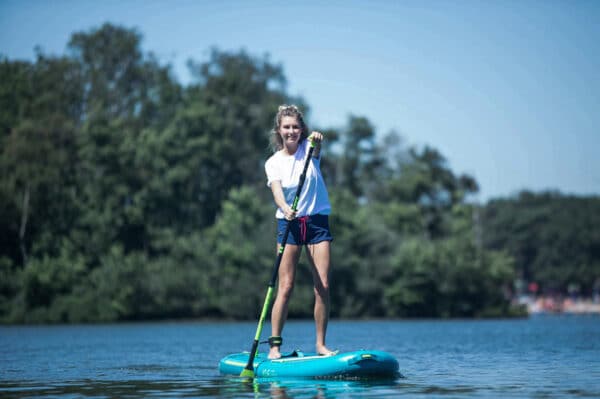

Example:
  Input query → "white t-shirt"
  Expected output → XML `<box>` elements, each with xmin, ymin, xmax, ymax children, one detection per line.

<box><xmin>265</xmin><ymin>140</ymin><xmax>331</xmax><ymax>219</ymax></box>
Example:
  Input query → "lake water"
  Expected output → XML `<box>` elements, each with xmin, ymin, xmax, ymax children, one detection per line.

<box><xmin>1</xmin><ymin>316</ymin><xmax>599</xmax><ymax>398</ymax></box>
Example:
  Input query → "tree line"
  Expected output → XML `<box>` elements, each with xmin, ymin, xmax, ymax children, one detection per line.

<box><xmin>1</xmin><ymin>23</ymin><xmax>598</xmax><ymax>323</ymax></box>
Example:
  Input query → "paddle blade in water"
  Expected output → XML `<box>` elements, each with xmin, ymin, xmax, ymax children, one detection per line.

<box><xmin>240</xmin><ymin>368</ymin><xmax>255</xmax><ymax>378</ymax></box>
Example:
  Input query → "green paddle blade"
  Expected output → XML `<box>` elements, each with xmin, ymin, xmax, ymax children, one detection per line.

<box><xmin>240</xmin><ymin>368</ymin><xmax>255</xmax><ymax>378</ymax></box>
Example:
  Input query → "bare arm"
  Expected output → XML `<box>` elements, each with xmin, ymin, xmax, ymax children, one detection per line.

<box><xmin>270</xmin><ymin>133</ymin><xmax>323</xmax><ymax>220</ymax></box>
<box><xmin>270</xmin><ymin>180</ymin><xmax>296</xmax><ymax>221</ymax></box>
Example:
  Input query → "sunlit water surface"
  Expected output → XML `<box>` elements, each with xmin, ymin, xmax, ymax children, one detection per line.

<box><xmin>2</xmin><ymin>316</ymin><xmax>599</xmax><ymax>398</ymax></box>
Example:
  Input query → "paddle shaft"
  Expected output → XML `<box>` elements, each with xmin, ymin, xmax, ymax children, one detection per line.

<box><xmin>241</xmin><ymin>141</ymin><xmax>315</xmax><ymax>376</ymax></box>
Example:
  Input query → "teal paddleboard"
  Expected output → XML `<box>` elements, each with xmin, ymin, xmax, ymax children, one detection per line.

<box><xmin>219</xmin><ymin>350</ymin><xmax>399</xmax><ymax>378</ymax></box>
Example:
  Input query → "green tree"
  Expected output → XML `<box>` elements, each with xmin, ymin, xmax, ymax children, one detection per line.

<box><xmin>383</xmin><ymin>233</ymin><xmax>515</xmax><ymax>318</ymax></box>
<box><xmin>67</xmin><ymin>23</ymin><xmax>181</xmax><ymax>262</ymax></box>
<box><xmin>376</xmin><ymin>145</ymin><xmax>478</xmax><ymax>239</ymax></box>
<box><xmin>184</xmin><ymin>49</ymin><xmax>297</xmax><ymax>226</ymax></box>
<box><xmin>334</xmin><ymin>116</ymin><xmax>384</xmax><ymax>198</ymax></box>
<box><xmin>0</xmin><ymin>53</ymin><xmax>82</xmax><ymax>266</ymax></box>
<box><xmin>483</xmin><ymin>191</ymin><xmax>600</xmax><ymax>295</ymax></box>
<box><xmin>68</xmin><ymin>23</ymin><xmax>179</xmax><ymax>126</ymax></box>
<box><xmin>205</xmin><ymin>185</ymin><xmax>274</xmax><ymax>318</ymax></box>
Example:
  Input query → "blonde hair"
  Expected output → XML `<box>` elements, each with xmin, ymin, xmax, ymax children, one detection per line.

<box><xmin>270</xmin><ymin>104</ymin><xmax>309</xmax><ymax>151</ymax></box>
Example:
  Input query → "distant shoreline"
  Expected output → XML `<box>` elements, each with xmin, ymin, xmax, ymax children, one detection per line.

<box><xmin>519</xmin><ymin>296</ymin><xmax>600</xmax><ymax>314</ymax></box>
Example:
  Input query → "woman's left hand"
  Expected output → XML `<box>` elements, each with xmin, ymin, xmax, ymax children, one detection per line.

<box><xmin>309</xmin><ymin>131</ymin><xmax>324</xmax><ymax>143</ymax></box>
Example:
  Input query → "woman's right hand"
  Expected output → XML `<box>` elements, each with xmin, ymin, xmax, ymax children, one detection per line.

<box><xmin>283</xmin><ymin>205</ymin><xmax>297</xmax><ymax>221</ymax></box>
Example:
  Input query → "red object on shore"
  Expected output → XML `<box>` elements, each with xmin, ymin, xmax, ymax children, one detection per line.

<box><xmin>528</xmin><ymin>282</ymin><xmax>539</xmax><ymax>294</ymax></box>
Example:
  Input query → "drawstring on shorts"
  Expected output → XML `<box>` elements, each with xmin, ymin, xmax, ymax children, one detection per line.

<box><xmin>298</xmin><ymin>216</ymin><xmax>309</xmax><ymax>245</ymax></box>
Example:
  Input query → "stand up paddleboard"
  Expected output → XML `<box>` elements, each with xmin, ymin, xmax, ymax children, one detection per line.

<box><xmin>219</xmin><ymin>349</ymin><xmax>399</xmax><ymax>378</ymax></box>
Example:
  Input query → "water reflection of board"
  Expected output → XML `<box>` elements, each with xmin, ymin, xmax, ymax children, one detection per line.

<box><xmin>219</xmin><ymin>350</ymin><xmax>399</xmax><ymax>378</ymax></box>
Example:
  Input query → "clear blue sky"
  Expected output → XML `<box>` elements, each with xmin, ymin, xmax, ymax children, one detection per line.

<box><xmin>2</xmin><ymin>0</ymin><xmax>599</xmax><ymax>201</ymax></box>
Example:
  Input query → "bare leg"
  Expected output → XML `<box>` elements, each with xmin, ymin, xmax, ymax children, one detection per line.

<box><xmin>306</xmin><ymin>240</ymin><xmax>335</xmax><ymax>355</ymax></box>
<box><xmin>269</xmin><ymin>243</ymin><xmax>301</xmax><ymax>359</ymax></box>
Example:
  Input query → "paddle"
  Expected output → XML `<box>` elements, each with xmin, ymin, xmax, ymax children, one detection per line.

<box><xmin>240</xmin><ymin>139</ymin><xmax>316</xmax><ymax>378</ymax></box>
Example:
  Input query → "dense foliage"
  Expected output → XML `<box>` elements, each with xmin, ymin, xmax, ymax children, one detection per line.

<box><xmin>2</xmin><ymin>24</ymin><xmax>595</xmax><ymax>323</ymax></box>
<box><xmin>482</xmin><ymin>191</ymin><xmax>600</xmax><ymax>297</ymax></box>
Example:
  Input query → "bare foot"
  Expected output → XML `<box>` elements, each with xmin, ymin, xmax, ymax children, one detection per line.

<box><xmin>268</xmin><ymin>347</ymin><xmax>282</xmax><ymax>360</ymax></box>
<box><xmin>316</xmin><ymin>345</ymin><xmax>337</xmax><ymax>356</ymax></box>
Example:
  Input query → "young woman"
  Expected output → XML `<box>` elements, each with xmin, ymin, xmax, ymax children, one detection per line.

<box><xmin>264</xmin><ymin>105</ymin><xmax>336</xmax><ymax>360</ymax></box>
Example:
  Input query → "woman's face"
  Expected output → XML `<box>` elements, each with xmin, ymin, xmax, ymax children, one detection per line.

<box><xmin>279</xmin><ymin>116</ymin><xmax>302</xmax><ymax>146</ymax></box>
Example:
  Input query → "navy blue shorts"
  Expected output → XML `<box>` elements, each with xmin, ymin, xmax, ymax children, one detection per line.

<box><xmin>277</xmin><ymin>214</ymin><xmax>333</xmax><ymax>245</ymax></box>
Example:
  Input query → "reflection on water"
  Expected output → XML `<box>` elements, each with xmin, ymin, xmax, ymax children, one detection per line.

<box><xmin>249</xmin><ymin>377</ymin><xmax>401</xmax><ymax>399</ymax></box>
<box><xmin>0</xmin><ymin>377</ymin><xmax>403</xmax><ymax>398</ymax></box>
<box><xmin>2</xmin><ymin>380</ymin><xmax>224</xmax><ymax>398</ymax></box>
<box><xmin>4</xmin><ymin>376</ymin><xmax>599</xmax><ymax>399</ymax></box>
<box><xmin>5</xmin><ymin>375</ymin><xmax>600</xmax><ymax>399</ymax></box>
